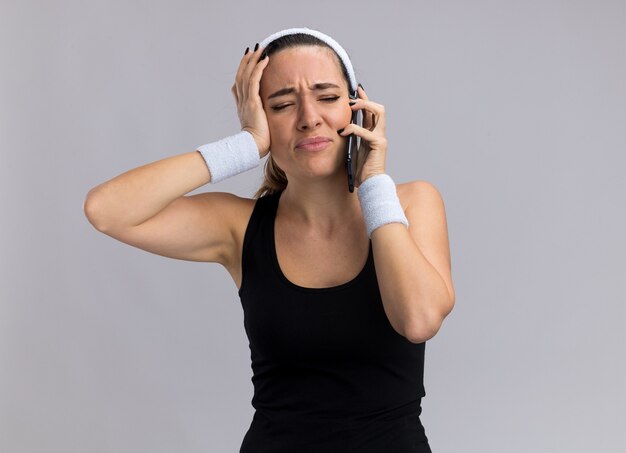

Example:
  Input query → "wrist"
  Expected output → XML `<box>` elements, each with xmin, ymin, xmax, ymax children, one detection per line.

<box><xmin>196</xmin><ymin>131</ymin><xmax>261</xmax><ymax>184</ymax></box>
<box><xmin>357</xmin><ymin>173</ymin><xmax>409</xmax><ymax>238</ymax></box>
<box><xmin>360</xmin><ymin>170</ymin><xmax>386</xmax><ymax>184</ymax></box>
<box><xmin>242</xmin><ymin>128</ymin><xmax>267</xmax><ymax>158</ymax></box>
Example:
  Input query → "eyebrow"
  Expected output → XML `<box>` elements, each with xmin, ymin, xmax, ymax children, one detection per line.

<box><xmin>267</xmin><ymin>82</ymin><xmax>341</xmax><ymax>100</ymax></box>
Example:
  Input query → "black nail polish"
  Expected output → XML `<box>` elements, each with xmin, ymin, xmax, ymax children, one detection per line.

<box><xmin>358</xmin><ymin>82</ymin><xmax>365</xmax><ymax>91</ymax></box>
<box><xmin>244</xmin><ymin>47</ymin><xmax>250</xmax><ymax>55</ymax></box>
<box><xmin>254</xmin><ymin>42</ymin><xmax>259</xmax><ymax>51</ymax></box>
<box><xmin>260</xmin><ymin>50</ymin><xmax>267</xmax><ymax>60</ymax></box>
<box><xmin>337</xmin><ymin>128</ymin><xmax>345</xmax><ymax>134</ymax></box>
<box><xmin>349</xmin><ymin>100</ymin><xmax>356</xmax><ymax>105</ymax></box>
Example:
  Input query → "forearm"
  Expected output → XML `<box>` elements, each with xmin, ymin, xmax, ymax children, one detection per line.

<box><xmin>371</xmin><ymin>223</ymin><xmax>452</xmax><ymax>343</ymax></box>
<box><xmin>84</xmin><ymin>150</ymin><xmax>210</xmax><ymax>231</ymax></box>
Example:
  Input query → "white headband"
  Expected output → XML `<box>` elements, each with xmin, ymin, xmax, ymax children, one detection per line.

<box><xmin>259</xmin><ymin>27</ymin><xmax>358</xmax><ymax>94</ymax></box>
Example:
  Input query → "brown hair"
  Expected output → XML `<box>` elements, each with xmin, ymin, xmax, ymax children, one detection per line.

<box><xmin>252</xmin><ymin>33</ymin><xmax>354</xmax><ymax>199</ymax></box>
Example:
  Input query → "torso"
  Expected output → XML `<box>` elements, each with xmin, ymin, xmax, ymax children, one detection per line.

<box><xmin>223</xmin><ymin>183</ymin><xmax>412</xmax><ymax>291</ymax></box>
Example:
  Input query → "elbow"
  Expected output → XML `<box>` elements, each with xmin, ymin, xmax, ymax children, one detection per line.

<box><xmin>405</xmin><ymin>322</ymin><xmax>440</xmax><ymax>344</ymax></box>
<box><xmin>83</xmin><ymin>188</ymin><xmax>108</xmax><ymax>232</ymax></box>
<box><xmin>404</xmin><ymin>304</ymin><xmax>451</xmax><ymax>344</ymax></box>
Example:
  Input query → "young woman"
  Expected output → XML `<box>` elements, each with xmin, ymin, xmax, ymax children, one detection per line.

<box><xmin>84</xmin><ymin>27</ymin><xmax>455</xmax><ymax>453</ymax></box>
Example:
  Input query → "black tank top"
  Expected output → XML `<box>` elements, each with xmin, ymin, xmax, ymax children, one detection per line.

<box><xmin>238</xmin><ymin>189</ymin><xmax>430</xmax><ymax>452</ymax></box>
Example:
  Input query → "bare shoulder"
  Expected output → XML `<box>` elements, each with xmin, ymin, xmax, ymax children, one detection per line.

<box><xmin>201</xmin><ymin>190</ymin><xmax>256</xmax><ymax>214</ymax></box>
<box><xmin>227</xmin><ymin>192</ymin><xmax>257</xmax><ymax>230</ymax></box>
<box><xmin>204</xmin><ymin>191</ymin><xmax>256</xmax><ymax>247</ymax></box>
<box><xmin>396</xmin><ymin>179</ymin><xmax>446</xmax><ymax>211</ymax></box>
<box><xmin>192</xmin><ymin>190</ymin><xmax>256</xmax><ymax>236</ymax></box>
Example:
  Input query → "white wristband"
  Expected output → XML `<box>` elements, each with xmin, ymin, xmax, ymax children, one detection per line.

<box><xmin>196</xmin><ymin>131</ymin><xmax>261</xmax><ymax>183</ymax></box>
<box><xmin>357</xmin><ymin>174</ymin><xmax>409</xmax><ymax>238</ymax></box>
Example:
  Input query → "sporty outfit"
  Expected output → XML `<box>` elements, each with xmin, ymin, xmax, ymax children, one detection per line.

<box><xmin>238</xmin><ymin>189</ymin><xmax>431</xmax><ymax>452</ymax></box>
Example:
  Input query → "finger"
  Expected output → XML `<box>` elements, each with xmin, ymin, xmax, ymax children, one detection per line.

<box><xmin>350</xmin><ymin>99</ymin><xmax>386</xmax><ymax>131</ymax></box>
<box><xmin>241</xmin><ymin>45</ymin><xmax>266</xmax><ymax>103</ymax></box>
<box><xmin>248</xmin><ymin>53</ymin><xmax>270</xmax><ymax>104</ymax></box>
<box><xmin>357</xmin><ymin>84</ymin><xmax>368</xmax><ymax>101</ymax></box>
<box><xmin>360</xmin><ymin>104</ymin><xmax>375</xmax><ymax>131</ymax></box>
<box><xmin>235</xmin><ymin>46</ymin><xmax>255</xmax><ymax>104</ymax></box>
<box><xmin>350</xmin><ymin>98</ymin><xmax>384</xmax><ymax>116</ymax></box>
<box><xmin>338</xmin><ymin>123</ymin><xmax>387</xmax><ymax>146</ymax></box>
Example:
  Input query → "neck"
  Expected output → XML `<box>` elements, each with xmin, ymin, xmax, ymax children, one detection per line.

<box><xmin>278</xmin><ymin>174</ymin><xmax>362</xmax><ymax>235</ymax></box>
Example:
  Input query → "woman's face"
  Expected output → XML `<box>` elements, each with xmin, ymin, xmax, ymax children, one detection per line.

<box><xmin>259</xmin><ymin>45</ymin><xmax>352</xmax><ymax>180</ymax></box>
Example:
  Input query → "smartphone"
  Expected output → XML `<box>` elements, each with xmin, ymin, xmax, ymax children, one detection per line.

<box><xmin>346</xmin><ymin>88</ymin><xmax>360</xmax><ymax>192</ymax></box>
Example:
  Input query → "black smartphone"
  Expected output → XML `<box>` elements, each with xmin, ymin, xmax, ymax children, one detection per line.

<box><xmin>346</xmin><ymin>88</ymin><xmax>360</xmax><ymax>192</ymax></box>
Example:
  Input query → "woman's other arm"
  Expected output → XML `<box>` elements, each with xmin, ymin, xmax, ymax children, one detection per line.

<box><xmin>372</xmin><ymin>181</ymin><xmax>455</xmax><ymax>344</ymax></box>
<box><xmin>83</xmin><ymin>150</ymin><xmax>239</xmax><ymax>264</ymax></box>
<box><xmin>83</xmin><ymin>44</ymin><xmax>271</xmax><ymax>264</ymax></box>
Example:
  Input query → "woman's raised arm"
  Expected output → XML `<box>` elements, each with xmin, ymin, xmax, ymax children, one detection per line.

<box><xmin>83</xmin><ymin>44</ymin><xmax>271</xmax><ymax>264</ymax></box>
<box><xmin>83</xmin><ymin>150</ymin><xmax>243</xmax><ymax>264</ymax></box>
<box><xmin>84</xmin><ymin>150</ymin><xmax>210</xmax><ymax>231</ymax></box>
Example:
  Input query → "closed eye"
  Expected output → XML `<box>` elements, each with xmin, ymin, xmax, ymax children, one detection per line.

<box><xmin>271</xmin><ymin>96</ymin><xmax>340</xmax><ymax>111</ymax></box>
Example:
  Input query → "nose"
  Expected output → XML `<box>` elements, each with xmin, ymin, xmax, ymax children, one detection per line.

<box><xmin>297</xmin><ymin>98</ymin><xmax>323</xmax><ymax>131</ymax></box>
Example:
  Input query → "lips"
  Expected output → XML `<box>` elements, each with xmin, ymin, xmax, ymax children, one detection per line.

<box><xmin>295</xmin><ymin>136</ymin><xmax>332</xmax><ymax>148</ymax></box>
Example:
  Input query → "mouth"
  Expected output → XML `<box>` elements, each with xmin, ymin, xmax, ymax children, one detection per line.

<box><xmin>296</xmin><ymin>141</ymin><xmax>332</xmax><ymax>151</ymax></box>
<box><xmin>295</xmin><ymin>136</ymin><xmax>333</xmax><ymax>151</ymax></box>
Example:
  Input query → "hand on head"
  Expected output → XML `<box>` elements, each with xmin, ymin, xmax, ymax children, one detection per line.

<box><xmin>231</xmin><ymin>43</ymin><xmax>272</xmax><ymax>158</ymax></box>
